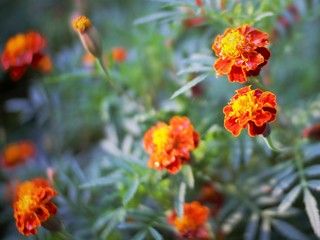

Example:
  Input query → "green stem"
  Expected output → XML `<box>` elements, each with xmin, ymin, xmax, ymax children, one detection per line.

<box><xmin>96</xmin><ymin>58</ymin><xmax>145</xmax><ymax>111</ymax></box>
<box><xmin>262</xmin><ymin>135</ymin><xmax>289</xmax><ymax>153</ymax></box>
<box><xmin>56</xmin><ymin>229</ymin><xmax>77</xmax><ymax>240</ymax></box>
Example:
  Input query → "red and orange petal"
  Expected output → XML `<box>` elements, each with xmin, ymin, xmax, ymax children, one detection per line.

<box><xmin>112</xmin><ymin>47</ymin><xmax>127</xmax><ymax>63</ymax></box>
<box><xmin>212</xmin><ymin>24</ymin><xmax>270</xmax><ymax>83</ymax></box>
<box><xmin>1</xmin><ymin>141</ymin><xmax>36</xmax><ymax>168</ymax></box>
<box><xmin>143</xmin><ymin>116</ymin><xmax>199</xmax><ymax>174</ymax></box>
<box><xmin>302</xmin><ymin>123</ymin><xmax>320</xmax><ymax>140</ymax></box>
<box><xmin>223</xmin><ymin>85</ymin><xmax>277</xmax><ymax>137</ymax></box>
<box><xmin>1</xmin><ymin>32</ymin><xmax>51</xmax><ymax>80</ymax></box>
<box><xmin>13</xmin><ymin>178</ymin><xmax>58</xmax><ymax>236</ymax></box>
<box><xmin>167</xmin><ymin>201</ymin><xmax>210</xmax><ymax>239</ymax></box>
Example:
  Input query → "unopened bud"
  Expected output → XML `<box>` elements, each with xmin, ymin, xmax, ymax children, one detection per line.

<box><xmin>73</xmin><ymin>16</ymin><xmax>103</xmax><ymax>58</ymax></box>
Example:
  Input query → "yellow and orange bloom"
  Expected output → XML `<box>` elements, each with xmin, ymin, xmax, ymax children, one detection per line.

<box><xmin>1</xmin><ymin>32</ymin><xmax>52</xmax><ymax>80</ymax></box>
<box><xmin>13</xmin><ymin>178</ymin><xmax>58</xmax><ymax>236</ymax></box>
<box><xmin>223</xmin><ymin>85</ymin><xmax>277</xmax><ymax>137</ymax></box>
<box><xmin>143</xmin><ymin>116</ymin><xmax>200</xmax><ymax>174</ymax></box>
<box><xmin>73</xmin><ymin>15</ymin><xmax>103</xmax><ymax>58</ymax></box>
<box><xmin>1</xmin><ymin>141</ymin><xmax>36</xmax><ymax>168</ymax></box>
<box><xmin>212</xmin><ymin>24</ymin><xmax>270</xmax><ymax>83</ymax></box>
<box><xmin>112</xmin><ymin>47</ymin><xmax>127</xmax><ymax>63</ymax></box>
<box><xmin>167</xmin><ymin>201</ymin><xmax>210</xmax><ymax>239</ymax></box>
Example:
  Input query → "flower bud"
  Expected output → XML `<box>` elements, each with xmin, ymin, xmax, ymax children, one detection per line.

<box><xmin>73</xmin><ymin>16</ymin><xmax>103</xmax><ymax>58</ymax></box>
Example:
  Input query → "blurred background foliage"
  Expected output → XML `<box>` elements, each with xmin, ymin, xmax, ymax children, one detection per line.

<box><xmin>1</xmin><ymin>0</ymin><xmax>320</xmax><ymax>239</ymax></box>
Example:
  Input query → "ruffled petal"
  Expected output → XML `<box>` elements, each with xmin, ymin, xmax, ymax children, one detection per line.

<box><xmin>229</xmin><ymin>66</ymin><xmax>247</xmax><ymax>83</ymax></box>
<box><xmin>214</xmin><ymin>58</ymin><xmax>233</xmax><ymax>75</ymax></box>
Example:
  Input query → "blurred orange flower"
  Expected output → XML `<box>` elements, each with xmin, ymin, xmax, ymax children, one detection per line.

<box><xmin>302</xmin><ymin>123</ymin><xmax>320</xmax><ymax>141</ymax></box>
<box><xmin>112</xmin><ymin>47</ymin><xmax>127</xmax><ymax>63</ymax></box>
<box><xmin>198</xmin><ymin>184</ymin><xmax>224</xmax><ymax>217</ymax></box>
<box><xmin>13</xmin><ymin>178</ymin><xmax>58</xmax><ymax>236</ymax></box>
<box><xmin>1</xmin><ymin>141</ymin><xmax>36</xmax><ymax>168</ymax></box>
<box><xmin>212</xmin><ymin>24</ymin><xmax>270</xmax><ymax>83</ymax></box>
<box><xmin>143</xmin><ymin>116</ymin><xmax>200</xmax><ymax>174</ymax></box>
<box><xmin>167</xmin><ymin>201</ymin><xmax>210</xmax><ymax>239</ymax></box>
<box><xmin>1</xmin><ymin>32</ymin><xmax>52</xmax><ymax>80</ymax></box>
<box><xmin>224</xmin><ymin>85</ymin><xmax>277</xmax><ymax>137</ymax></box>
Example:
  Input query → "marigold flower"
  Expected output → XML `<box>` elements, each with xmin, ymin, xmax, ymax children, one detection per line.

<box><xmin>223</xmin><ymin>85</ymin><xmax>277</xmax><ymax>137</ymax></box>
<box><xmin>212</xmin><ymin>24</ymin><xmax>270</xmax><ymax>83</ymax></box>
<box><xmin>1</xmin><ymin>141</ymin><xmax>35</xmax><ymax>168</ymax></box>
<box><xmin>73</xmin><ymin>15</ymin><xmax>102</xmax><ymax>58</ymax></box>
<box><xmin>167</xmin><ymin>201</ymin><xmax>210</xmax><ymax>239</ymax></box>
<box><xmin>1</xmin><ymin>32</ymin><xmax>52</xmax><ymax>80</ymax></box>
<box><xmin>112</xmin><ymin>47</ymin><xmax>127</xmax><ymax>63</ymax></box>
<box><xmin>143</xmin><ymin>116</ymin><xmax>200</xmax><ymax>174</ymax></box>
<box><xmin>13</xmin><ymin>178</ymin><xmax>58</xmax><ymax>236</ymax></box>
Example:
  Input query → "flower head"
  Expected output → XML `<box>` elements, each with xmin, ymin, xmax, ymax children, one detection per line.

<box><xmin>167</xmin><ymin>201</ymin><xmax>210</xmax><ymax>239</ymax></box>
<box><xmin>1</xmin><ymin>32</ymin><xmax>52</xmax><ymax>80</ymax></box>
<box><xmin>212</xmin><ymin>24</ymin><xmax>270</xmax><ymax>83</ymax></box>
<box><xmin>73</xmin><ymin>15</ymin><xmax>102</xmax><ymax>58</ymax></box>
<box><xmin>143</xmin><ymin>116</ymin><xmax>200</xmax><ymax>174</ymax></box>
<box><xmin>13</xmin><ymin>178</ymin><xmax>58</xmax><ymax>236</ymax></box>
<box><xmin>1</xmin><ymin>141</ymin><xmax>36</xmax><ymax>168</ymax></box>
<box><xmin>223</xmin><ymin>85</ymin><xmax>277</xmax><ymax>137</ymax></box>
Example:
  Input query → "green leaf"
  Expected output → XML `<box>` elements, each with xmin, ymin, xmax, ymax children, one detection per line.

<box><xmin>170</xmin><ymin>73</ymin><xmax>211</xmax><ymax>99</ymax></box>
<box><xmin>123</xmin><ymin>175</ymin><xmax>140</xmax><ymax>205</ymax></box>
<box><xmin>271</xmin><ymin>219</ymin><xmax>310</xmax><ymax>240</ymax></box>
<box><xmin>304</xmin><ymin>188</ymin><xmax>320</xmax><ymax>238</ymax></box>
<box><xmin>177</xmin><ymin>66</ymin><xmax>213</xmax><ymax>76</ymax></box>
<box><xmin>307</xmin><ymin>180</ymin><xmax>320</xmax><ymax>191</ymax></box>
<box><xmin>259</xmin><ymin>218</ymin><xmax>270</xmax><ymax>240</ymax></box>
<box><xmin>278</xmin><ymin>185</ymin><xmax>301</xmax><ymax>213</ymax></box>
<box><xmin>149</xmin><ymin>227</ymin><xmax>163</xmax><ymax>240</ymax></box>
<box><xmin>305</xmin><ymin>164</ymin><xmax>320</xmax><ymax>177</ymax></box>
<box><xmin>131</xmin><ymin>230</ymin><xmax>148</xmax><ymax>240</ymax></box>
<box><xmin>254</xmin><ymin>12</ymin><xmax>274</xmax><ymax>21</ymax></box>
<box><xmin>176</xmin><ymin>182</ymin><xmax>186</xmax><ymax>219</ymax></box>
<box><xmin>133</xmin><ymin>11</ymin><xmax>179</xmax><ymax>25</ymax></box>
<box><xmin>182</xmin><ymin>165</ymin><xmax>194</xmax><ymax>188</ymax></box>
<box><xmin>79</xmin><ymin>173</ymin><xmax>122</xmax><ymax>189</ymax></box>
<box><xmin>244</xmin><ymin>213</ymin><xmax>259</xmax><ymax>240</ymax></box>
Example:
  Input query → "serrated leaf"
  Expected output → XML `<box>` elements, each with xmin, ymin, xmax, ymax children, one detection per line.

<box><xmin>170</xmin><ymin>73</ymin><xmax>210</xmax><ymax>99</ymax></box>
<box><xmin>307</xmin><ymin>180</ymin><xmax>320</xmax><ymax>191</ymax></box>
<box><xmin>272</xmin><ymin>173</ymin><xmax>298</xmax><ymax>196</ymax></box>
<box><xmin>123</xmin><ymin>175</ymin><xmax>139</xmax><ymax>205</ymax></box>
<box><xmin>304</xmin><ymin>188</ymin><xmax>320</xmax><ymax>237</ymax></box>
<box><xmin>133</xmin><ymin>11</ymin><xmax>178</xmax><ymax>25</ymax></box>
<box><xmin>79</xmin><ymin>174</ymin><xmax>122</xmax><ymax>189</ymax></box>
<box><xmin>244</xmin><ymin>213</ymin><xmax>259</xmax><ymax>240</ymax></box>
<box><xmin>278</xmin><ymin>185</ymin><xmax>301</xmax><ymax>213</ymax></box>
<box><xmin>100</xmin><ymin>209</ymin><xmax>125</xmax><ymax>239</ymax></box>
<box><xmin>221</xmin><ymin>207</ymin><xmax>245</xmax><ymax>234</ymax></box>
<box><xmin>271</xmin><ymin>219</ymin><xmax>309</xmax><ymax>240</ymax></box>
<box><xmin>149</xmin><ymin>227</ymin><xmax>163</xmax><ymax>240</ymax></box>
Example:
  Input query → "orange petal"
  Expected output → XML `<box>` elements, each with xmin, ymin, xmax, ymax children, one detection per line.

<box><xmin>224</xmin><ymin>117</ymin><xmax>242</xmax><ymax>137</ymax></box>
<box><xmin>228</xmin><ymin>66</ymin><xmax>246</xmax><ymax>83</ymax></box>
<box><xmin>248</xmin><ymin>122</ymin><xmax>267</xmax><ymax>137</ymax></box>
<box><xmin>214</xmin><ymin>58</ymin><xmax>233</xmax><ymax>75</ymax></box>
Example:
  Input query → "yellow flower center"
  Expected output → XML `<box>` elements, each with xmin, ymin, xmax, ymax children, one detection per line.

<box><xmin>231</xmin><ymin>91</ymin><xmax>258</xmax><ymax>118</ymax></box>
<box><xmin>16</xmin><ymin>194</ymin><xmax>37</xmax><ymax>214</ymax></box>
<box><xmin>153</xmin><ymin>126</ymin><xmax>171</xmax><ymax>150</ymax></box>
<box><xmin>220</xmin><ymin>30</ymin><xmax>246</xmax><ymax>58</ymax></box>
<box><xmin>73</xmin><ymin>16</ymin><xmax>92</xmax><ymax>33</ymax></box>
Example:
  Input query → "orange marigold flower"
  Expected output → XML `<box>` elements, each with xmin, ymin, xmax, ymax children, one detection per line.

<box><xmin>212</xmin><ymin>24</ymin><xmax>270</xmax><ymax>83</ymax></box>
<box><xmin>167</xmin><ymin>201</ymin><xmax>210</xmax><ymax>239</ymax></box>
<box><xmin>1</xmin><ymin>32</ymin><xmax>52</xmax><ymax>81</ymax></box>
<box><xmin>13</xmin><ymin>178</ymin><xmax>58</xmax><ymax>236</ymax></box>
<box><xmin>143</xmin><ymin>116</ymin><xmax>200</xmax><ymax>174</ymax></box>
<box><xmin>112</xmin><ymin>47</ymin><xmax>127</xmax><ymax>63</ymax></box>
<box><xmin>198</xmin><ymin>184</ymin><xmax>224</xmax><ymax>217</ymax></box>
<box><xmin>224</xmin><ymin>85</ymin><xmax>277</xmax><ymax>137</ymax></box>
<box><xmin>1</xmin><ymin>141</ymin><xmax>36</xmax><ymax>168</ymax></box>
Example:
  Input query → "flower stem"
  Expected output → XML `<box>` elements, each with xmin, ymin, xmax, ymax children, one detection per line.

<box><xmin>96</xmin><ymin>57</ymin><xmax>145</xmax><ymax>111</ymax></box>
<box><xmin>262</xmin><ymin>135</ymin><xmax>288</xmax><ymax>153</ymax></box>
